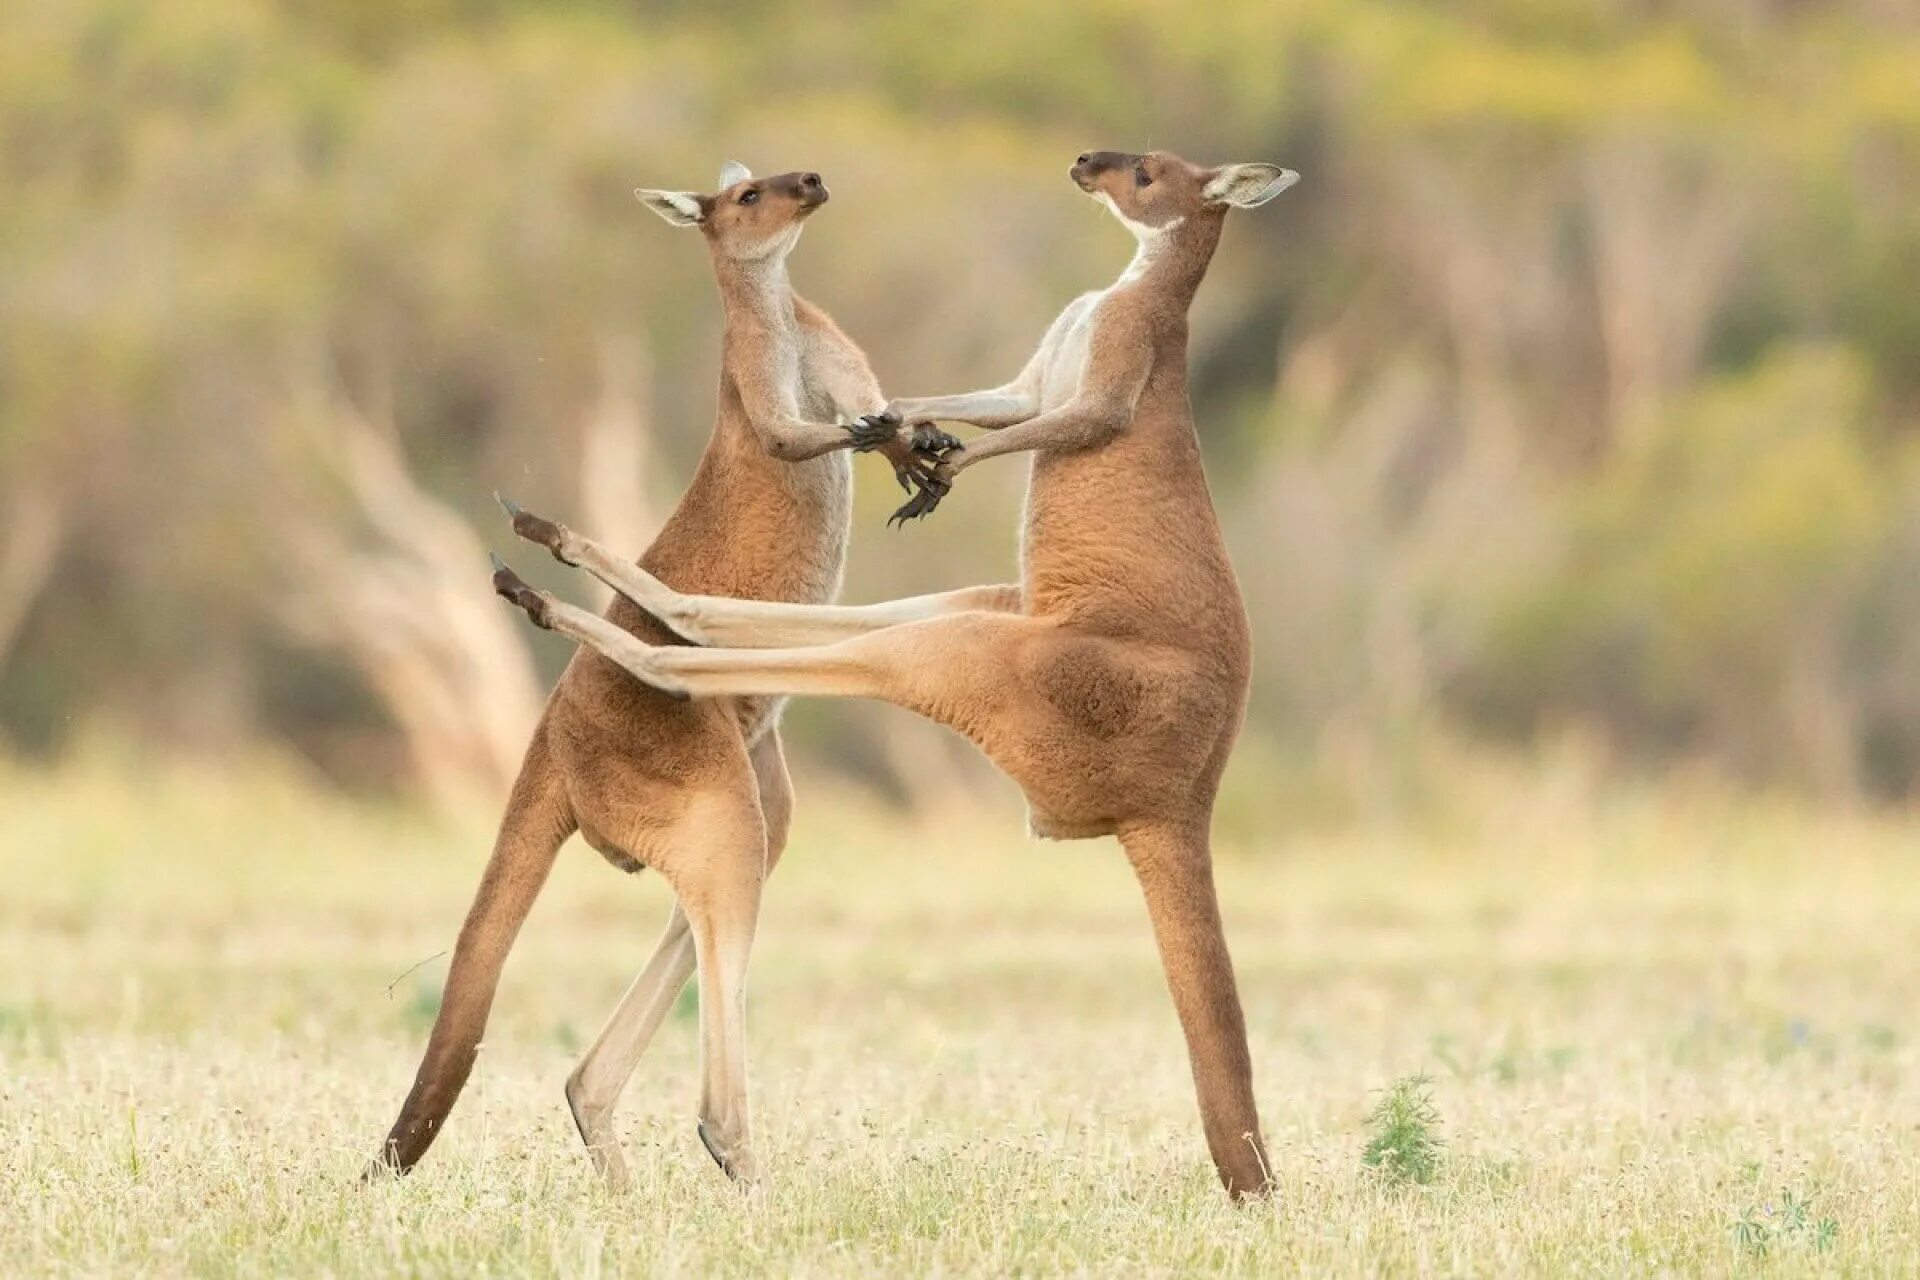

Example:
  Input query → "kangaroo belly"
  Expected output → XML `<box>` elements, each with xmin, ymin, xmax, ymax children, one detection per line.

<box><xmin>646</xmin><ymin>441</ymin><xmax>852</xmax><ymax>607</ymax></box>
<box><xmin>567</xmin><ymin>437</ymin><xmax>851</xmax><ymax>764</ymax></box>
<box><xmin>1019</xmin><ymin>408</ymin><xmax>1251</xmax><ymax>698</ymax></box>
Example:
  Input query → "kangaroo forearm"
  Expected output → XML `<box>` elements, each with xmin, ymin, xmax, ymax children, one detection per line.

<box><xmin>891</xmin><ymin>390</ymin><xmax>1038</xmax><ymax>430</ymax></box>
<box><xmin>950</xmin><ymin>405</ymin><xmax>1124</xmax><ymax>472</ymax></box>
<box><xmin>755</xmin><ymin>417</ymin><xmax>852</xmax><ymax>461</ymax></box>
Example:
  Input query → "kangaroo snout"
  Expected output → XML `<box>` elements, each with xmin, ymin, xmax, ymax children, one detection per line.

<box><xmin>1071</xmin><ymin>151</ymin><xmax>1126</xmax><ymax>190</ymax></box>
<box><xmin>797</xmin><ymin>171</ymin><xmax>829</xmax><ymax>208</ymax></box>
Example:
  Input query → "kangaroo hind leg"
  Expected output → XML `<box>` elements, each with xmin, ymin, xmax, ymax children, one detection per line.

<box><xmin>1119</xmin><ymin>820</ymin><xmax>1270</xmax><ymax>1198</ymax></box>
<box><xmin>371</xmin><ymin>721</ymin><xmax>576</xmax><ymax>1175</ymax></box>
<box><xmin>662</xmin><ymin>786</ymin><xmax>772</xmax><ymax>1182</ymax></box>
<box><xmin>562</xmin><ymin>734</ymin><xmax>795</xmax><ymax>1188</ymax></box>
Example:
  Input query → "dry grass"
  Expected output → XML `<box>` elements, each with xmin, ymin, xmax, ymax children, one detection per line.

<box><xmin>5</xmin><ymin>748</ymin><xmax>1920</xmax><ymax>1276</ymax></box>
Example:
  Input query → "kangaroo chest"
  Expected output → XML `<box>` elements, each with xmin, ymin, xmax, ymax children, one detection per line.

<box><xmin>1035</xmin><ymin>292</ymin><xmax>1106</xmax><ymax>412</ymax></box>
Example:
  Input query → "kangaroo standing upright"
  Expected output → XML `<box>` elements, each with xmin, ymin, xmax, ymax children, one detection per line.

<box><xmin>494</xmin><ymin>150</ymin><xmax>1298</xmax><ymax>1196</ymax></box>
<box><xmin>371</xmin><ymin>162</ymin><xmax>950</xmax><ymax>1185</ymax></box>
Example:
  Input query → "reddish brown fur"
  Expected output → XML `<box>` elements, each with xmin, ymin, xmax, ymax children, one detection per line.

<box><xmin>371</xmin><ymin>165</ymin><xmax>932</xmax><ymax>1183</ymax></box>
<box><xmin>500</xmin><ymin>150</ymin><xmax>1297</xmax><ymax>1196</ymax></box>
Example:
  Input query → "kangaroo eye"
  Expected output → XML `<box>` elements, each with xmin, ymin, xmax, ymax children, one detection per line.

<box><xmin>739</xmin><ymin>188</ymin><xmax>759</xmax><ymax>205</ymax></box>
<box><xmin>1135</xmin><ymin>166</ymin><xmax>1152</xmax><ymax>187</ymax></box>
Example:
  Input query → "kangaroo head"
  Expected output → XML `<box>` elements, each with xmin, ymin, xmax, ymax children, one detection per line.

<box><xmin>635</xmin><ymin>162</ymin><xmax>829</xmax><ymax>261</ymax></box>
<box><xmin>1070</xmin><ymin>150</ymin><xmax>1298</xmax><ymax>236</ymax></box>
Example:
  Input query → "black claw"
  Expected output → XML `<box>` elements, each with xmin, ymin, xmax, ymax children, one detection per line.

<box><xmin>489</xmin><ymin>551</ymin><xmax>509</xmax><ymax>574</ymax></box>
<box><xmin>843</xmin><ymin>415</ymin><xmax>897</xmax><ymax>453</ymax></box>
<box><xmin>887</xmin><ymin>455</ymin><xmax>953</xmax><ymax>525</ymax></box>
<box><xmin>888</xmin><ymin>488</ymin><xmax>935</xmax><ymax>527</ymax></box>
<box><xmin>494</xmin><ymin>492</ymin><xmax>522</xmax><ymax>519</ymax></box>
<box><xmin>909</xmin><ymin>423</ymin><xmax>963</xmax><ymax>458</ymax></box>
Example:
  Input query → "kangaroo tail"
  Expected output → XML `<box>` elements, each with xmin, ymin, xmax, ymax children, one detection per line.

<box><xmin>373</xmin><ymin>719</ymin><xmax>575</xmax><ymax>1174</ymax></box>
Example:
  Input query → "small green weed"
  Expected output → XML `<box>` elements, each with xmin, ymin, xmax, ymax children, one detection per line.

<box><xmin>1734</xmin><ymin>1184</ymin><xmax>1838</xmax><ymax>1258</ymax></box>
<box><xmin>1361</xmin><ymin>1074</ymin><xmax>1445</xmax><ymax>1186</ymax></box>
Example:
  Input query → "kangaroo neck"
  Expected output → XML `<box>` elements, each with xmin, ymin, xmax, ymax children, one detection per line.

<box><xmin>711</xmin><ymin>250</ymin><xmax>797</xmax><ymax>333</ymax></box>
<box><xmin>1112</xmin><ymin>209</ymin><xmax>1223</xmax><ymax>313</ymax></box>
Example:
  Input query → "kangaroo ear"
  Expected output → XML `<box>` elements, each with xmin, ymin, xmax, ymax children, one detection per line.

<box><xmin>634</xmin><ymin>189</ymin><xmax>707</xmax><ymax>227</ymax></box>
<box><xmin>1202</xmin><ymin>163</ymin><xmax>1300</xmax><ymax>208</ymax></box>
<box><xmin>716</xmin><ymin>160</ymin><xmax>752</xmax><ymax>189</ymax></box>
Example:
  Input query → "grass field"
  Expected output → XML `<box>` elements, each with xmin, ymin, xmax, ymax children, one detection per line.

<box><xmin>5</xmin><ymin>748</ymin><xmax>1920</xmax><ymax>1276</ymax></box>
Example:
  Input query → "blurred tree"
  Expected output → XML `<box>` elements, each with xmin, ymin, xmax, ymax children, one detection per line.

<box><xmin>2</xmin><ymin>0</ymin><xmax>1918</xmax><ymax>810</ymax></box>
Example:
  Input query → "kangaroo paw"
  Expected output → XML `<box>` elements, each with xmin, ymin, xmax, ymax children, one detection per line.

<box><xmin>843</xmin><ymin>412</ymin><xmax>901</xmax><ymax>452</ymax></box>
<box><xmin>888</xmin><ymin>474</ymin><xmax>951</xmax><ymax>526</ymax></box>
<box><xmin>909</xmin><ymin>422</ymin><xmax>963</xmax><ymax>458</ymax></box>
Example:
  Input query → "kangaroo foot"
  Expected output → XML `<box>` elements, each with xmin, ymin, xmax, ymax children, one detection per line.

<box><xmin>696</xmin><ymin>1119</ymin><xmax>758</xmax><ymax>1183</ymax></box>
<box><xmin>566</xmin><ymin>1085</ymin><xmax>632</xmax><ymax>1192</ymax></box>
<box><xmin>359</xmin><ymin>1153</ymin><xmax>404</xmax><ymax>1185</ymax></box>
<box><xmin>490</xmin><ymin>554</ymin><xmax>552</xmax><ymax>629</ymax></box>
<box><xmin>495</xmin><ymin>493</ymin><xmax>578</xmax><ymax>565</ymax></box>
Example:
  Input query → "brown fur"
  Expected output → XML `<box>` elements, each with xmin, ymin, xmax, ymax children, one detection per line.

<box><xmin>370</xmin><ymin>164</ymin><xmax>935</xmax><ymax>1184</ymax></box>
<box><xmin>496</xmin><ymin>151</ymin><xmax>1297</xmax><ymax>1196</ymax></box>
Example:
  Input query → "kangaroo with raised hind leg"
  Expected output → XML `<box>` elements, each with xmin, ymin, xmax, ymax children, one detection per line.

<box><xmin>369</xmin><ymin>161</ymin><xmax>957</xmax><ymax>1186</ymax></box>
<box><xmin>494</xmin><ymin>149</ymin><xmax>1298</xmax><ymax>1197</ymax></box>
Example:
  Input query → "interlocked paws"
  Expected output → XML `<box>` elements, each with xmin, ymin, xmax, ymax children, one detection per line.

<box><xmin>909</xmin><ymin>421</ymin><xmax>962</xmax><ymax>458</ymax></box>
<box><xmin>843</xmin><ymin>411</ymin><xmax>903</xmax><ymax>452</ymax></box>
<box><xmin>886</xmin><ymin>418</ymin><xmax>963</xmax><ymax>525</ymax></box>
<box><xmin>490</xmin><ymin>553</ymin><xmax>552</xmax><ymax>629</ymax></box>
<box><xmin>889</xmin><ymin>458</ymin><xmax>954</xmax><ymax>526</ymax></box>
<box><xmin>847</xmin><ymin>412</ymin><xmax>964</xmax><ymax>521</ymax></box>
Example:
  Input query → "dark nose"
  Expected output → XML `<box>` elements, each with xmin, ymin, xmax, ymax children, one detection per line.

<box><xmin>800</xmin><ymin>172</ymin><xmax>821</xmax><ymax>189</ymax></box>
<box><xmin>1077</xmin><ymin>153</ymin><xmax>1091</xmax><ymax>166</ymax></box>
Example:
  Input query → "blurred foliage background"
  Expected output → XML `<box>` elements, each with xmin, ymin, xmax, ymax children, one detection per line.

<box><xmin>3</xmin><ymin>0</ymin><xmax>1918</xmax><ymax>824</ymax></box>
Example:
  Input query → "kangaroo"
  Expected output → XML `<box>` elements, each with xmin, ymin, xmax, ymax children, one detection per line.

<box><xmin>370</xmin><ymin>161</ymin><xmax>954</xmax><ymax>1185</ymax></box>
<box><xmin>492</xmin><ymin>150</ymin><xmax>1298</xmax><ymax>1197</ymax></box>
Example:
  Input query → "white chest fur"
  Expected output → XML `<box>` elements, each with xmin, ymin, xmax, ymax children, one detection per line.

<box><xmin>1032</xmin><ymin>201</ymin><xmax>1177</xmax><ymax>413</ymax></box>
<box><xmin>1036</xmin><ymin>292</ymin><xmax>1103</xmax><ymax>412</ymax></box>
